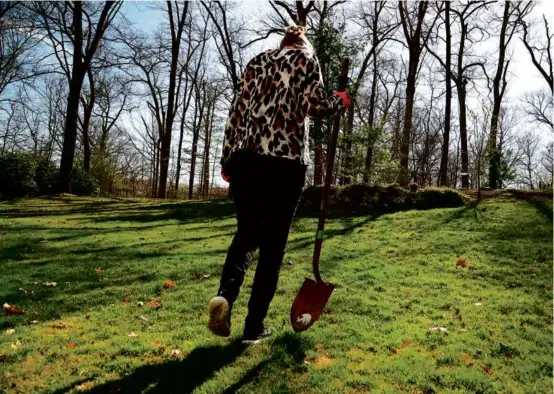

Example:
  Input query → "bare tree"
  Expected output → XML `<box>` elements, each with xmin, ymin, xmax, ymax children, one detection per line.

<box><xmin>522</xmin><ymin>90</ymin><xmax>553</xmax><ymax>129</ymax></box>
<box><xmin>521</xmin><ymin>14</ymin><xmax>553</xmax><ymax>91</ymax></box>
<box><xmin>344</xmin><ymin>1</ymin><xmax>398</xmax><ymax>184</ymax></box>
<box><xmin>487</xmin><ymin>1</ymin><xmax>532</xmax><ymax>189</ymax></box>
<box><xmin>516</xmin><ymin>131</ymin><xmax>540</xmax><ymax>189</ymax></box>
<box><xmin>33</xmin><ymin>1</ymin><xmax>122</xmax><ymax>192</ymax></box>
<box><xmin>397</xmin><ymin>1</ymin><xmax>441</xmax><ymax>186</ymax></box>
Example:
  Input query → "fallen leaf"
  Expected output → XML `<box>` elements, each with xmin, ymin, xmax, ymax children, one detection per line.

<box><xmin>405</xmin><ymin>291</ymin><xmax>411</xmax><ymax>298</ymax></box>
<box><xmin>3</xmin><ymin>303</ymin><xmax>24</xmax><ymax>315</ymax></box>
<box><xmin>137</xmin><ymin>301</ymin><xmax>144</xmax><ymax>307</ymax></box>
<box><xmin>400</xmin><ymin>341</ymin><xmax>410</xmax><ymax>348</ymax></box>
<box><xmin>11</xmin><ymin>340</ymin><xmax>21</xmax><ymax>349</ymax></box>
<box><xmin>30</xmin><ymin>320</ymin><xmax>38</xmax><ymax>324</ymax></box>
<box><xmin>44</xmin><ymin>281</ymin><xmax>57</xmax><ymax>287</ymax></box>
<box><xmin>527</xmin><ymin>269</ymin><xmax>536</xmax><ymax>274</ymax></box>
<box><xmin>19</xmin><ymin>288</ymin><xmax>35</xmax><ymax>297</ymax></box>
<box><xmin>39</xmin><ymin>238</ymin><xmax>48</xmax><ymax>244</ymax></box>
<box><xmin>0</xmin><ymin>354</ymin><xmax>8</xmax><ymax>362</ymax></box>
<box><xmin>139</xmin><ymin>316</ymin><xmax>148</xmax><ymax>324</ymax></box>
<box><xmin>287</xmin><ymin>260</ymin><xmax>293</xmax><ymax>265</ymax></box>
<box><xmin>94</xmin><ymin>267</ymin><xmax>103</xmax><ymax>274</ymax></box>
<box><xmin>456</xmin><ymin>257</ymin><xmax>468</xmax><ymax>267</ymax></box>
<box><xmin>192</xmin><ymin>273</ymin><xmax>210</xmax><ymax>279</ymax></box>
<box><xmin>481</xmin><ymin>365</ymin><xmax>493</xmax><ymax>375</ymax></box>
<box><xmin>67</xmin><ymin>341</ymin><xmax>77</xmax><ymax>349</ymax></box>
<box><xmin>75</xmin><ymin>381</ymin><xmax>94</xmax><ymax>391</ymax></box>
<box><xmin>170</xmin><ymin>349</ymin><xmax>181</xmax><ymax>358</ymax></box>
<box><xmin>429</xmin><ymin>326</ymin><xmax>448</xmax><ymax>332</ymax></box>
<box><xmin>148</xmin><ymin>301</ymin><xmax>162</xmax><ymax>309</ymax></box>
<box><xmin>128</xmin><ymin>332</ymin><xmax>138</xmax><ymax>337</ymax></box>
<box><xmin>475</xmin><ymin>302</ymin><xmax>482</xmax><ymax>306</ymax></box>
<box><xmin>5</xmin><ymin>329</ymin><xmax>15</xmax><ymax>335</ymax></box>
<box><xmin>163</xmin><ymin>280</ymin><xmax>177</xmax><ymax>289</ymax></box>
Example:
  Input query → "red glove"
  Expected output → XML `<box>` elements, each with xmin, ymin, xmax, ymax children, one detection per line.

<box><xmin>221</xmin><ymin>168</ymin><xmax>230</xmax><ymax>183</ymax></box>
<box><xmin>333</xmin><ymin>90</ymin><xmax>351</xmax><ymax>108</ymax></box>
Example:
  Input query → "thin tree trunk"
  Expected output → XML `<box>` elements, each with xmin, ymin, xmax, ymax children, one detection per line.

<box><xmin>488</xmin><ymin>1</ymin><xmax>511</xmax><ymax>189</ymax></box>
<box><xmin>458</xmin><ymin>85</ymin><xmax>469</xmax><ymax>188</ymax></box>
<box><xmin>158</xmin><ymin>1</ymin><xmax>189</xmax><ymax>198</ymax></box>
<box><xmin>188</xmin><ymin>85</ymin><xmax>206</xmax><ymax>199</ymax></box>
<box><xmin>202</xmin><ymin>98</ymin><xmax>214</xmax><ymax>198</ymax></box>
<box><xmin>363</xmin><ymin>53</ymin><xmax>379</xmax><ymax>183</ymax></box>
<box><xmin>59</xmin><ymin>1</ymin><xmax>84</xmax><ymax>193</ymax></box>
<box><xmin>439</xmin><ymin>0</ymin><xmax>451</xmax><ymax>186</ymax></box>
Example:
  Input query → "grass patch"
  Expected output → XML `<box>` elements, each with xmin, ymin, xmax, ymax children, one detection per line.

<box><xmin>0</xmin><ymin>196</ymin><xmax>552</xmax><ymax>393</ymax></box>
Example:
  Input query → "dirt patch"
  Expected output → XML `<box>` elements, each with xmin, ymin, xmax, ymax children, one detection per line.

<box><xmin>313</xmin><ymin>354</ymin><xmax>333</xmax><ymax>369</ymax></box>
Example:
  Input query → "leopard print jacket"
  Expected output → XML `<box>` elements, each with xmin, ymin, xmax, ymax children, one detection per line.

<box><xmin>221</xmin><ymin>48</ymin><xmax>345</xmax><ymax>168</ymax></box>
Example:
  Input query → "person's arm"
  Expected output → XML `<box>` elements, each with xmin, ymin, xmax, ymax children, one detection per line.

<box><xmin>302</xmin><ymin>56</ymin><xmax>350</xmax><ymax>118</ymax></box>
<box><xmin>220</xmin><ymin>60</ymin><xmax>256</xmax><ymax>180</ymax></box>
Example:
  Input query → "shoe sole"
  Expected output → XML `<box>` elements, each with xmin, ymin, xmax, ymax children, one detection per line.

<box><xmin>208</xmin><ymin>296</ymin><xmax>230</xmax><ymax>337</ymax></box>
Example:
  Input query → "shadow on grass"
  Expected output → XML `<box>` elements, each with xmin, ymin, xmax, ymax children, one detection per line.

<box><xmin>526</xmin><ymin>199</ymin><xmax>553</xmax><ymax>223</ymax></box>
<box><xmin>56</xmin><ymin>333</ymin><xmax>309</xmax><ymax>394</ymax></box>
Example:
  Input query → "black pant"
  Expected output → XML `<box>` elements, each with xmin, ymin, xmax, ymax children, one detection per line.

<box><xmin>217</xmin><ymin>151</ymin><xmax>307</xmax><ymax>335</ymax></box>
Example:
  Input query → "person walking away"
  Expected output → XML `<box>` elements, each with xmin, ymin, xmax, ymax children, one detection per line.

<box><xmin>207</xmin><ymin>25</ymin><xmax>351</xmax><ymax>344</ymax></box>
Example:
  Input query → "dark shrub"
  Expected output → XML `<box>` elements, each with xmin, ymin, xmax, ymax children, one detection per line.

<box><xmin>415</xmin><ymin>188</ymin><xmax>468</xmax><ymax>210</ymax></box>
<box><xmin>299</xmin><ymin>183</ymin><xmax>466</xmax><ymax>216</ymax></box>
<box><xmin>0</xmin><ymin>151</ymin><xmax>38</xmax><ymax>198</ymax></box>
<box><xmin>35</xmin><ymin>158</ymin><xmax>59</xmax><ymax>195</ymax></box>
<box><xmin>71</xmin><ymin>166</ymin><xmax>100</xmax><ymax>196</ymax></box>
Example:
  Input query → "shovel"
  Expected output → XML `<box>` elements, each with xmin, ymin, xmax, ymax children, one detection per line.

<box><xmin>291</xmin><ymin>57</ymin><xmax>350</xmax><ymax>333</ymax></box>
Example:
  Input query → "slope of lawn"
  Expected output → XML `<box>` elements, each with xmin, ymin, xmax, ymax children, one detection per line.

<box><xmin>0</xmin><ymin>196</ymin><xmax>552</xmax><ymax>393</ymax></box>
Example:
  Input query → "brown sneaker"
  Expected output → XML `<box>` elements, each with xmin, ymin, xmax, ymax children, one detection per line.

<box><xmin>207</xmin><ymin>296</ymin><xmax>231</xmax><ymax>337</ymax></box>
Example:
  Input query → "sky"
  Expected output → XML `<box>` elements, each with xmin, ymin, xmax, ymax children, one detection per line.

<box><xmin>121</xmin><ymin>1</ymin><xmax>553</xmax><ymax>186</ymax></box>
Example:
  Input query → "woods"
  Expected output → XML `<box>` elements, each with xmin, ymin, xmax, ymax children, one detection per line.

<box><xmin>0</xmin><ymin>0</ymin><xmax>552</xmax><ymax>199</ymax></box>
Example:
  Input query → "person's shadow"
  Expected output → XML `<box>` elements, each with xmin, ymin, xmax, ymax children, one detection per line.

<box><xmin>71</xmin><ymin>340</ymin><xmax>247</xmax><ymax>394</ymax></box>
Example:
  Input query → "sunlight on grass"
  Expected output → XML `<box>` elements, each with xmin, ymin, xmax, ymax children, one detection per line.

<box><xmin>0</xmin><ymin>197</ymin><xmax>552</xmax><ymax>393</ymax></box>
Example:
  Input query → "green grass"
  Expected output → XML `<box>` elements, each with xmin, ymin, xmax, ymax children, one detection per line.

<box><xmin>0</xmin><ymin>196</ymin><xmax>552</xmax><ymax>393</ymax></box>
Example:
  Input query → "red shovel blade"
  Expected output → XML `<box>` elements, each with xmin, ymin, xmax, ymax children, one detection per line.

<box><xmin>290</xmin><ymin>277</ymin><xmax>335</xmax><ymax>332</ymax></box>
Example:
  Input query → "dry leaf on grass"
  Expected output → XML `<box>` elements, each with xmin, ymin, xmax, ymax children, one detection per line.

<box><xmin>429</xmin><ymin>326</ymin><xmax>448</xmax><ymax>332</ymax></box>
<box><xmin>44</xmin><ymin>281</ymin><xmax>57</xmax><ymax>287</ymax></box>
<box><xmin>5</xmin><ymin>329</ymin><xmax>15</xmax><ymax>335</ymax></box>
<box><xmin>137</xmin><ymin>301</ymin><xmax>144</xmax><ymax>307</ymax></box>
<box><xmin>481</xmin><ymin>365</ymin><xmax>493</xmax><ymax>375</ymax></box>
<box><xmin>163</xmin><ymin>280</ymin><xmax>177</xmax><ymax>289</ymax></box>
<box><xmin>19</xmin><ymin>288</ymin><xmax>34</xmax><ymax>297</ymax></box>
<box><xmin>170</xmin><ymin>349</ymin><xmax>181</xmax><ymax>358</ymax></box>
<box><xmin>11</xmin><ymin>340</ymin><xmax>21</xmax><ymax>349</ymax></box>
<box><xmin>148</xmin><ymin>301</ymin><xmax>162</xmax><ymax>309</ymax></box>
<box><xmin>456</xmin><ymin>257</ymin><xmax>468</xmax><ymax>267</ymax></box>
<box><xmin>3</xmin><ymin>303</ymin><xmax>24</xmax><ymax>315</ymax></box>
<box><xmin>192</xmin><ymin>273</ymin><xmax>210</xmax><ymax>279</ymax></box>
<box><xmin>94</xmin><ymin>268</ymin><xmax>103</xmax><ymax>274</ymax></box>
<box><xmin>128</xmin><ymin>332</ymin><xmax>138</xmax><ymax>337</ymax></box>
<box><xmin>30</xmin><ymin>320</ymin><xmax>38</xmax><ymax>324</ymax></box>
<box><xmin>67</xmin><ymin>341</ymin><xmax>77</xmax><ymax>349</ymax></box>
<box><xmin>75</xmin><ymin>381</ymin><xmax>94</xmax><ymax>392</ymax></box>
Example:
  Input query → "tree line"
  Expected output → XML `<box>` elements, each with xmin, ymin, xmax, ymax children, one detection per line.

<box><xmin>0</xmin><ymin>0</ymin><xmax>552</xmax><ymax>200</ymax></box>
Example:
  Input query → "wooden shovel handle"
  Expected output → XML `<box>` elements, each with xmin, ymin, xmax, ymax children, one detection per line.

<box><xmin>312</xmin><ymin>57</ymin><xmax>350</xmax><ymax>283</ymax></box>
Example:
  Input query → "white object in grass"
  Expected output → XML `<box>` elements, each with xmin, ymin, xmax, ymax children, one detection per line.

<box><xmin>297</xmin><ymin>313</ymin><xmax>312</xmax><ymax>325</ymax></box>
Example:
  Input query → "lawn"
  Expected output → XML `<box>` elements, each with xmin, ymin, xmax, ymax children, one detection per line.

<box><xmin>0</xmin><ymin>196</ymin><xmax>552</xmax><ymax>393</ymax></box>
